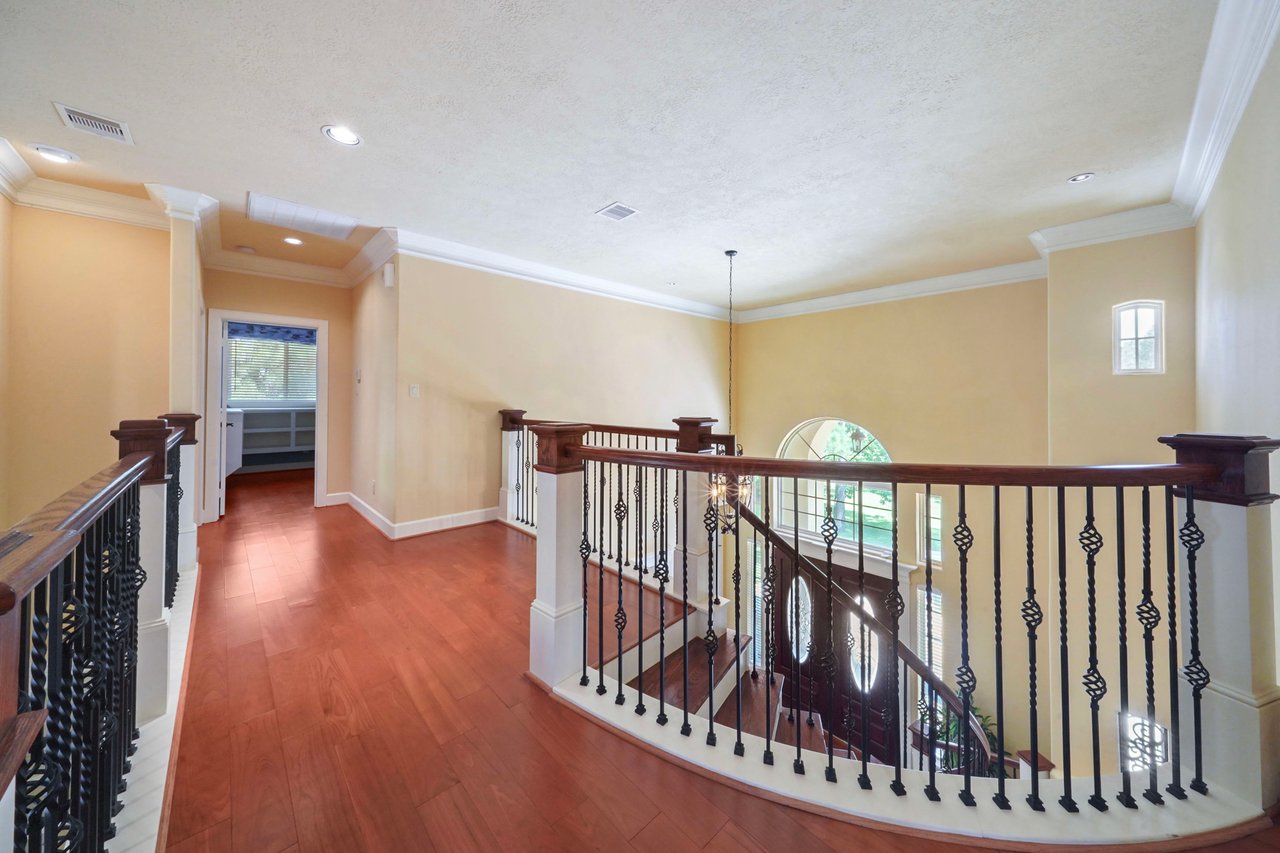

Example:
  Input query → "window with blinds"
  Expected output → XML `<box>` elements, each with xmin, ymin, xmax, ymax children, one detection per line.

<box><xmin>916</xmin><ymin>587</ymin><xmax>945</xmax><ymax>715</ymax></box>
<box><xmin>227</xmin><ymin>338</ymin><xmax>317</xmax><ymax>402</ymax></box>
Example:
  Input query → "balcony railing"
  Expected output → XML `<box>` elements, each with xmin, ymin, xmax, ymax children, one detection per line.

<box><xmin>503</xmin><ymin>409</ymin><xmax>1279</xmax><ymax>847</ymax></box>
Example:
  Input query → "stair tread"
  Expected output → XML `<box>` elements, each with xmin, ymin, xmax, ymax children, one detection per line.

<box><xmin>587</xmin><ymin>566</ymin><xmax>691</xmax><ymax>668</ymax></box>
<box><xmin>773</xmin><ymin>704</ymin><xmax>829</xmax><ymax>753</ymax></box>
<box><xmin>627</xmin><ymin>629</ymin><xmax>751</xmax><ymax>712</ymax></box>
<box><xmin>713</xmin><ymin>670</ymin><xmax>783</xmax><ymax>736</ymax></box>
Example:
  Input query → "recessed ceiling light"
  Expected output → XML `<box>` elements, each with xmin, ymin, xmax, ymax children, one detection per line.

<box><xmin>283</xmin><ymin>236</ymin><xmax>304</xmax><ymax>246</ymax></box>
<box><xmin>31</xmin><ymin>144</ymin><xmax>79</xmax><ymax>164</ymax></box>
<box><xmin>322</xmin><ymin>125</ymin><xmax>362</xmax><ymax>146</ymax></box>
<box><xmin>235</xmin><ymin>245</ymin><xmax>257</xmax><ymax>254</ymax></box>
<box><xmin>1068</xmin><ymin>172</ymin><xmax>1095</xmax><ymax>183</ymax></box>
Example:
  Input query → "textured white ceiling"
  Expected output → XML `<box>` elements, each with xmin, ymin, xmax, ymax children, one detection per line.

<box><xmin>0</xmin><ymin>0</ymin><xmax>1216</xmax><ymax>308</ymax></box>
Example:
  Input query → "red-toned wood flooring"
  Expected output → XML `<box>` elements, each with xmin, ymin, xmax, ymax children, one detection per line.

<box><xmin>165</xmin><ymin>470</ymin><xmax>1280</xmax><ymax>852</ymax></box>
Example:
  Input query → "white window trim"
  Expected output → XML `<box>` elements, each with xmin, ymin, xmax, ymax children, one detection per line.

<box><xmin>1112</xmin><ymin>300</ymin><xmax>1165</xmax><ymax>375</ymax></box>
<box><xmin>916</xmin><ymin>492</ymin><xmax>944</xmax><ymax>565</ymax></box>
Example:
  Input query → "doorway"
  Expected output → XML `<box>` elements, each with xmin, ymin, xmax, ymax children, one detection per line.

<box><xmin>202</xmin><ymin>309</ymin><xmax>330</xmax><ymax>522</ymax></box>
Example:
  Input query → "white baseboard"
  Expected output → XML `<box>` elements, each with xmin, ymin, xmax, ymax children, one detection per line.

<box><xmin>323</xmin><ymin>492</ymin><xmax>499</xmax><ymax>540</ymax></box>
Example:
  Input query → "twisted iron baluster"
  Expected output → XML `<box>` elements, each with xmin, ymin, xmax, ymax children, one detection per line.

<box><xmin>954</xmin><ymin>486</ymin><xmax>977</xmax><ymax>806</ymax></box>
<box><xmin>821</xmin><ymin>483</ymin><xmax>837</xmax><ymax>782</ymax></box>
<box><xmin>751</xmin><ymin>518</ymin><xmax>759</xmax><ymax>681</ymax></box>
<box><xmin>1055</xmin><ymin>487</ymin><xmax>1078</xmax><ymax>812</ymax></box>
<box><xmin>655</xmin><ymin>469</ymin><xmax>670</xmax><ymax>726</ymax></box>
<box><xmin>1115</xmin><ymin>488</ymin><xmax>1137</xmax><ymax>808</ymax></box>
<box><xmin>1022</xmin><ymin>486</ymin><xmax>1045</xmax><ymax>811</ymax></box>
<box><xmin>856</xmin><ymin>481</ymin><xmax>871</xmax><ymax>789</ymax></box>
<box><xmin>885</xmin><ymin>482</ymin><xmax>905</xmax><ymax>795</ymax></box>
<box><xmin>635</xmin><ymin>464</ymin><xmax>647</xmax><ymax>716</ymax></box>
<box><xmin>791</xmin><ymin>477</ymin><xmax>804</xmax><ymax>775</ymax></box>
<box><xmin>614</xmin><ymin>464</ymin><xmax>628</xmax><ymax>706</ymax></box>
<box><xmin>1164</xmin><ymin>487</ymin><xmax>1187</xmax><ymax>799</ymax></box>
<box><xmin>596</xmin><ymin>461</ymin><xmax>607</xmax><ymax>696</ymax></box>
<box><xmin>703</xmin><ymin>493</ymin><xmax>719</xmax><ymax>746</ymax></box>
<box><xmin>1180</xmin><ymin>487</ymin><xmax>1209</xmax><ymax>795</ymax></box>
<box><xmin>923</xmin><ymin>484</ymin><xmax>940</xmax><ymax>802</ymax></box>
<box><xmin>21</xmin><ymin>576</ymin><xmax>55</xmax><ymax>850</ymax></box>
<box><xmin>991</xmin><ymin>485</ymin><xmax>1010</xmax><ymax>809</ymax></box>
<box><xmin>514</xmin><ymin>430</ymin><xmax>523</xmax><ymax>524</ymax></box>
<box><xmin>1080</xmin><ymin>487</ymin><xmax>1108</xmax><ymax>812</ymax></box>
<box><xmin>1137</xmin><ymin>487</ymin><xmax>1164</xmax><ymax>805</ymax></box>
<box><xmin>580</xmin><ymin>460</ymin><xmax>591</xmax><ymax>688</ymax></box>
<box><xmin>762</xmin><ymin>479</ymin><xmax>776</xmax><ymax>766</ymax></box>
<box><xmin>680</xmin><ymin>472</ymin><xmax>692</xmax><ymax>737</ymax></box>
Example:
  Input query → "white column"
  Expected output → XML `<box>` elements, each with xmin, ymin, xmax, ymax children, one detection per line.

<box><xmin>674</xmin><ymin>472</ymin><xmax>714</xmax><ymax>609</ymax></box>
<box><xmin>136</xmin><ymin>483</ymin><xmax>170</xmax><ymax>723</ymax></box>
<box><xmin>177</xmin><ymin>443</ymin><xmax>198</xmax><ymax>572</ymax></box>
<box><xmin>529</xmin><ymin>465</ymin><xmax>586</xmax><ymax>688</ymax></box>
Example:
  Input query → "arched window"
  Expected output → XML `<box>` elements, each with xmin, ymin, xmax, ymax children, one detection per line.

<box><xmin>776</xmin><ymin>419</ymin><xmax>893</xmax><ymax>551</ymax></box>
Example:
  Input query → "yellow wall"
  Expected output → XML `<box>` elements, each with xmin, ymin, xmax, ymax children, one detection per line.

<box><xmin>394</xmin><ymin>255</ymin><xmax>728</xmax><ymax>523</ymax></box>
<box><xmin>351</xmin><ymin>263</ymin><xmax>399</xmax><ymax>520</ymax></box>
<box><xmin>1196</xmin><ymin>47</ymin><xmax>1280</xmax><ymax>686</ymax></box>
<box><xmin>5</xmin><ymin>206</ymin><xmax>169</xmax><ymax>523</ymax></box>
<box><xmin>201</xmin><ymin>268</ymin><xmax>355</xmax><ymax>496</ymax></box>
<box><xmin>0</xmin><ymin>194</ymin><xmax>12</xmax><ymax>526</ymax></box>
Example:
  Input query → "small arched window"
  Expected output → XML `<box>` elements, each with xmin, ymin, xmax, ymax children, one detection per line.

<box><xmin>1113</xmin><ymin>300</ymin><xmax>1164</xmax><ymax>374</ymax></box>
<box><xmin>776</xmin><ymin>419</ymin><xmax>893</xmax><ymax>551</ymax></box>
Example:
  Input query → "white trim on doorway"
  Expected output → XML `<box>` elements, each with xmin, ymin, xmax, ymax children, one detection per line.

<box><xmin>202</xmin><ymin>309</ymin><xmax>330</xmax><ymax>523</ymax></box>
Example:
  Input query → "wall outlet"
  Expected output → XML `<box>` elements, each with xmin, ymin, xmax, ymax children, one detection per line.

<box><xmin>371</xmin><ymin>480</ymin><xmax>376</xmax><ymax>495</ymax></box>
<box><xmin>409</xmin><ymin>384</ymin><xmax>420</xmax><ymax>398</ymax></box>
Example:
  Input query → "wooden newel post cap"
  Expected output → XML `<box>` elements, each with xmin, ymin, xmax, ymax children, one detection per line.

<box><xmin>1158</xmin><ymin>433</ymin><xmax>1280</xmax><ymax>506</ymax></box>
<box><xmin>498</xmin><ymin>409</ymin><xmax>527</xmax><ymax>432</ymax></box>
<box><xmin>110</xmin><ymin>419</ymin><xmax>171</xmax><ymax>485</ymax></box>
<box><xmin>673</xmin><ymin>417</ymin><xmax>718</xmax><ymax>454</ymax></box>
<box><xmin>159</xmin><ymin>412</ymin><xmax>201</xmax><ymax>446</ymax></box>
<box><xmin>528</xmin><ymin>423</ymin><xmax>589</xmax><ymax>474</ymax></box>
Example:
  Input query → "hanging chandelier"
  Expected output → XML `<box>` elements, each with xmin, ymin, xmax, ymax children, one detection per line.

<box><xmin>712</xmin><ymin>249</ymin><xmax>752</xmax><ymax>529</ymax></box>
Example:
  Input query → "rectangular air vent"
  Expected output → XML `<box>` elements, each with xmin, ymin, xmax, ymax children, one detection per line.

<box><xmin>54</xmin><ymin>103</ymin><xmax>134</xmax><ymax>144</ymax></box>
<box><xmin>596</xmin><ymin>202</ymin><xmax>638</xmax><ymax>221</ymax></box>
<box><xmin>246</xmin><ymin>192</ymin><xmax>359</xmax><ymax>240</ymax></box>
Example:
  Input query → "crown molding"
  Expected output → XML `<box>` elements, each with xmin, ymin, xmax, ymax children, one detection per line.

<box><xmin>737</xmin><ymin>260</ymin><xmax>1047</xmax><ymax>323</ymax></box>
<box><xmin>1027</xmin><ymin>202</ymin><xmax>1195</xmax><ymax>257</ymax></box>
<box><xmin>395</xmin><ymin>229</ymin><xmax>727</xmax><ymax>320</ymax></box>
<box><xmin>1173</xmin><ymin>0</ymin><xmax>1280</xmax><ymax>219</ymax></box>
<box><xmin>17</xmin><ymin>177</ymin><xmax>170</xmax><ymax>230</ymax></box>
<box><xmin>343</xmin><ymin>227</ymin><xmax>398</xmax><ymax>284</ymax></box>
<box><xmin>144</xmin><ymin>183</ymin><xmax>217</xmax><ymax>222</ymax></box>
<box><xmin>202</xmin><ymin>246</ymin><xmax>351</xmax><ymax>287</ymax></box>
<box><xmin>0</xmin><ymin>138</ymin><xmax>36</xmax><ymax>201</ymax></box>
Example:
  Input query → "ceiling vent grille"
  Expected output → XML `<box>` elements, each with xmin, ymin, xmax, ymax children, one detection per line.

<box><xmin>246</xmin><ymin>192</ymin><xmax>359</xmax><ymax>240</ymax></box>
<box><xmin>54</xmin><ymin>103</ymin><xmax>134</xmax><ymax>144</ymax></box>
<box><xmin>596</xmin><ymin>202</ymin><xmax>638</xmax><ymax>221</ymax></box>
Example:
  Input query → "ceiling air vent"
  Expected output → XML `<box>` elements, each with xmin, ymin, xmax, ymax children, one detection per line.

<box><xmin>54</xmin><ymin>103</ymin><xmax>134</xmax><ymax>144</ymax></box>
<box><xmin>596</xmin><ymin>202</ymin><xmax>638</xmax><ymax>221</ymax></box>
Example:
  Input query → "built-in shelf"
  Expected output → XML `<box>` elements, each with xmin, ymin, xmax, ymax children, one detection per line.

<box><xmin>233</xmin><ymin>406</ymin><xmax>316</xmax><ymax>458</ymax></box>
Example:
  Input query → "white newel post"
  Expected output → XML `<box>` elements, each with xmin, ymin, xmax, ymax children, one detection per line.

<box><xmin>112</xmin><ymin>419</ymin><xmax>174</xmax><ymax>724</ymax></box>
<box><xmin>528</xmin><ymin>423</ymin><xmax>590</xmax><ymax>689</ymax></box>
<box><xmin>499</xmin><ymin>409</ymin><xmax>526</xmax><ymax>525</ymax></box>
<box><xmin>1159</xmin><ymin>434</ymin><xmax>1280</xmax><ymax>811</ymax></box>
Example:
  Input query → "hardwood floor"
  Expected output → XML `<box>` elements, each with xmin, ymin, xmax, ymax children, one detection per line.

<box><xmin>166</xmin><ymin>470</ymin><xmax>1280</xmax><ymax>852</ymax></box>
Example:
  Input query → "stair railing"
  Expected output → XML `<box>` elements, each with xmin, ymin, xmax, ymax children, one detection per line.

<box><xmin>0</xmin><ymin>414</ymin><xmax>198</xmax><ymax>851</ymax></box>
<box><xmin>516</xmin><ymin>410</ymin><xmax>1279</xmax><ymax>836</ymax></box>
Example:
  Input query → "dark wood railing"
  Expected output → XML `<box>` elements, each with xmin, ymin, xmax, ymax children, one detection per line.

<box><xmin>510</xmin><ymin>410</ymin><xmax>1275</xmax><ymax>819</ymax></box>
<box><xmin>0</xmin><ymin>414</ymin><xmax>196</xmax><ymax>851</ymax></box>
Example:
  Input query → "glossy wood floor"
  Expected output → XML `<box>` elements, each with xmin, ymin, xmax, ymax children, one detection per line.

<box><xmin>165</xmin><ymin>471</ymin><xmax>1280</xmax><ymax>853</ymax></box>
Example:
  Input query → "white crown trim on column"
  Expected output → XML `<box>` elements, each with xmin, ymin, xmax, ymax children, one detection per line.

<box><xmin>1173</xmin><ymin>0</ymin><xmax>1280</xmax><ymax>219</ymax></box>
<box><xmin>144</xmin><ymin>184</ymin><xmax>217</xmax><ymax>222</ymax></box>
<box><xmin>343</xmin><ymin>227</ymin><xmax>398</xmax><ymax>284</ymax></box>
<box><xmin>395</xmin><ymin>229</ymin><xmax>727</xmax><ymax>320</ymax></box>
<box><xmin>737</xmin><ymin>259</ymin><xmax>1047</xmax><ymax>323</ymax></box>
<box><xmin>1027</xmin><ymin>202</ymin><xmax>1196</xmax><ymax>257</ymax></box>
<box><xmin>0</xmin><ymin>139</ymin><xmax>36</xmax><ymax>201</ymax></box>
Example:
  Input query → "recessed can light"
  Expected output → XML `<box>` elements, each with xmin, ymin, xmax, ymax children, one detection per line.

<box><xmin>322</xmin><ymin>125</ymin><xmax>362</xmax><ymax>146</ymax></box>
<box><xmin>1068</xmin><ymin>172</ymin><xmax>1095</xmax><ymax>183</ymax></box>
<box><xmin>235</xmin><ymin>245</ymin><xmax>257</xmax><ymax>254</ymax></box>
<box><xmin>283</xmin><ymin>236</ymin><xmax>304</xmax><ymax>246</ymax></box>
<box><xmin>31</xmin><ymin>144</ymin><xmax>79</xmax><ymax>164</ymax></box>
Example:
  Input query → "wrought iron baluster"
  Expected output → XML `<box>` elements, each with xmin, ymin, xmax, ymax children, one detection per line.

<box><xmin>165</xmin><ymin>443</ymin><xmax>181</xmax><ymax>608</ymax></box>
<box><xmin>623</xmin><ymin>439</ymin><xmax>631</xmax><ymax>567</ymax></box>
<box><xmin>1022</xmin><ymin>486</ymin><xmax>1045</xmax><ymax>811</ymax></box>
<box><xmin>596</xmin><ymin>459</ymin><xmax>607</xmax><ymax>696</ymax></box>
<box><xmin>923</xmin><ymin>484</ymin><xmax>940</xmax><ymax>802</ymax></box>
<box><xmin>762</xmin><ymin>478</ymin><xmax>776</xmax><ymax>766</ymax></box>
<box><xmin>1115</xmin><ymin>487</ymin><xmax>1137</xmax><ymax>808</ymax></box>
<box><xmin>1180</xmin><ymin>486</ymin><xmax>1209</xmax><ymax>795</ymax></box>
<box><xmin>886</xmin><ymin>482</ymin><xmax>905</xmax><ymax>795</ymax></box>
<box><xmin>656</xmin><ymin>469</ymin><xmax>670</xmax><ymax>726</ymax></box>
<box><xmin>681</xmin><ymin>471</ymin><xmax>692</xmax><ymax>737</ymax></box>
<box><xmin>954</xmin><ymin>485</ymin><xmax>977</xmax><ymax>806</ymax></box>
<box><xmin>704</xmin><ymin>490</ymin><xmax>719</xmax><ymax>746</ymax></box>
<box><xmin>1055</xmin><ymin>486</ymin><xmax>1078</xmax><ymax>812</ymax></box>
<box><xmin>791</xmin><ymin>477</ymin><xmax>804</xmax><ymax>774</ymax></box>
<box><xmin>514</xmin><ymin>428</ymin><xmax>524</xmax><ymax>525</ymax></box>
<box><xmin>733</xmin><ymin>494</ymin><xmax>744</xmax><ymax>757</ymax></box>
<box><xmin>635</xmin><ymin>464</ymin><xmax>647</xmax><ymax>716</ymax></box>
<box><xmin>751</xmin><ymin>518</ymin><xmax>759</xmax><ymax>681</ymax></box>
<box><xmin>991</xmin><ymin>486</ymin><xmax>1010</xmax><ymax>809</ymax></box>
<box><xmin>856</xmin><ymin>481</ymin><xmax>871</xmax><ymax>789</ymax></box>
<box><xmin>580</xmin><ymin>461</ymin><xmax>591</xmax><ymax>688</ymax></box>
<box><xmin>614</xmin><ymin>463</ymin><xmax>628</xmax><ymax>706</ymax></box>
<box><xmin>821</xmin><ymin>481</ymin><xmax>837</xmax><ymax>781</ymax></box>
<box><xmin>1138</xmin><ymin>487</ymin><xmax>1164</xmax><ymax>805</ymax></box>
<box><xmin>1163</xmin><ymin>487</ymin><xmax>1186</xmax><ymax>800</ymax></box>
<box><xmin>1079</xmin><ymin>487</ymin><xmax>1108</xmax><ymax>811</ymax></box>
